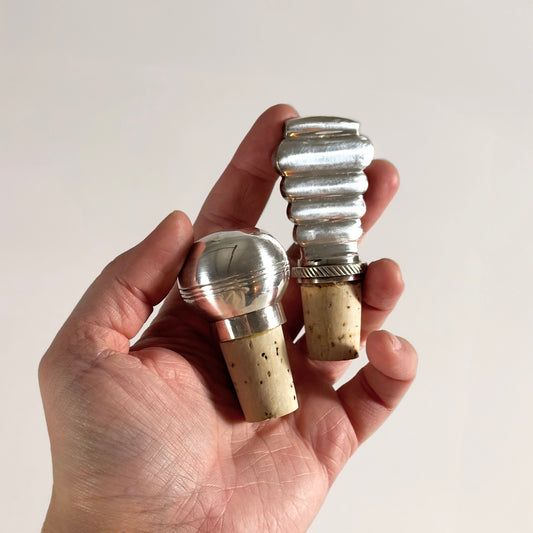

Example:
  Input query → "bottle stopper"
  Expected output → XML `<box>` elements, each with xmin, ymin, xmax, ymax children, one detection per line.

<box><xmin>178</xmin><ymin>229</ymin><xmax>298</xmax><ymax>421</ymax></box>
<box><xmin>275</xmin><ymin>116</ymin><xmax>374</xmax><ymax>361</ymax></box>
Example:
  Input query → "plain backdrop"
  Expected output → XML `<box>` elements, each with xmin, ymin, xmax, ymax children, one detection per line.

<box><xmin>2</xmin><ymin>1</ymin><xmax>532</xmax><ymax>531</ymax></box>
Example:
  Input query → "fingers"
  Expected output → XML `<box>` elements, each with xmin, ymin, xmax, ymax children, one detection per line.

<box><xmin>148</xmin><ymin>105</ymin><xmax>298</xmax><ymax>336</ymax></box>
<box><xmin>336</xmin><ymin>330</ymin><xmax>417</xmax><ymax>444</ymax></box>
<box><xmin>50</xmin><ymin>211</ymin><xmax>194</xmax><ymax>357</ymax></box>
<box><xmin>361</xmin><ymin>258</ymin><xmax>404</xmax><ymax>343</ymax></box>
<box><xmin>194</xmin><ymin>104</ymin><xmax>298</xmax><ymax>239</ymax></box>
<box><xmin>361</xmin><ymin>159</ymin><xmax>399</xmax><ymax>237</ymax></box>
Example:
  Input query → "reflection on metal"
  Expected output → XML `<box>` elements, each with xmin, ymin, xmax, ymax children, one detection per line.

<box><xmin>178</xmin><ymin>229</ymin><xmax>290</xmax><ymax>341</ymax></box>
<box><xmin>275</xmin><ymin>116</ymin><xmax>373</xmax><ymax>282</ymax></box>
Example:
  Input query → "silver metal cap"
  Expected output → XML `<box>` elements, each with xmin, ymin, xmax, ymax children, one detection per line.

<box><xmin>275</xmin><ymin>116</ymin><xmax>373</xmax><ymax>279</ymax></box>
<box><xmin>178</xmin><ymin>229</ymin><xmax>290</xmax><ymax>341</ymax></box>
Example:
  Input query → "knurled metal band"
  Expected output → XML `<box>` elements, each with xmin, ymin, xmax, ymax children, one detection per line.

<box><xmin>292</xmin><ymin>262</ymin><xmax>367</xmax><ymax>284</ymax></box>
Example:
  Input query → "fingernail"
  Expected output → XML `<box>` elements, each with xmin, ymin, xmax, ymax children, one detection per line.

<box><xmin>388</xmin><ymin>332</ymin><xmax>403</xmax><ymax>352</ymax></box>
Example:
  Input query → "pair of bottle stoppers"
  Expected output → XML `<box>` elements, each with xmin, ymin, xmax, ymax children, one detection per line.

<box><xmin>178</xmin><ymin>116</ymin><xmax>374</xmax><ymax>422</ymax></box>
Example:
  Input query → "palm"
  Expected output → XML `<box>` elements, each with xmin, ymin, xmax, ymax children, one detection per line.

<box><xmin>40</xmin><ymin>106</ymin><xmax>416</xmax><ymax>532</ymax></box>
<box><xmin>139</xmin><ymin>301</ymin><xmax>350</xmax><ymax>529</ymax></box>
<box><xmin>64</xmin><ymin>312</ymin><xmax>345</xmax><ymax>531</ymax></box>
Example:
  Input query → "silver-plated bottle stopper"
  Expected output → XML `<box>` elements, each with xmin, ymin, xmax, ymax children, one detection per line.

<box><xmin>178</xmin><ymin>229</ymin><xmax>298</xmax><ymax>421</ymax></box>
<box><xmin>275</xmin><ymin>116</ymin><xmax>374</xmax><ymax>361</ymax></box>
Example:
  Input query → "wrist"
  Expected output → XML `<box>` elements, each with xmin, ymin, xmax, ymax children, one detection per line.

<box><xmin>42</xmin><ymin>488</ymin><xmax>117</xmax><ymax>533</ymax></box>
<box><xmin>41</xmin><ymin>485</ymin><xmax>180</xmax><ymax>533</ymax></box>
<box><xmin>42</xmin><ymin>490</ymin><xmax>87</xmax><ymax>533</ymax></box>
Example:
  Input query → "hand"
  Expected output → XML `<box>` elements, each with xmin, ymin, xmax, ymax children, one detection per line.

<box><xmin>39</xmin><ymin>105</ymin><xmax>417</xmax><ymax>532</ymax></box>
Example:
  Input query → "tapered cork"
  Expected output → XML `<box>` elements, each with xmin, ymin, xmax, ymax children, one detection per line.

<box><xmin>219</xmin><ymin>325</ymin><xmax>298</xmax><ymax>422</ymax></box>
<box><xmin>301</xmin><ymin>280</ymin><xmax>363</xmax><ymax>361</ymax></box>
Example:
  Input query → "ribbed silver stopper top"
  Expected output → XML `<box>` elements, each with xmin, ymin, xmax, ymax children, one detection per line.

<box><xmin>275</xmin><ymin>116</ymin><xmax>374</xmax><ymax>271</ymax></box>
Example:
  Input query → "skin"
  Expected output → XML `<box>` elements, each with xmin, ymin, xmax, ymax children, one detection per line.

<box><xmin>39</xmin><ymin>104</ymin><xmax>417</xmax><ymax>532</ymax></box>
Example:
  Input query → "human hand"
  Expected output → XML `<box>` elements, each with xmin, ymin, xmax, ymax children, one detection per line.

<box><xmin>39</xmin><ymin>105</ymin><xmax>417</xmax><ymax>532</ymax></box>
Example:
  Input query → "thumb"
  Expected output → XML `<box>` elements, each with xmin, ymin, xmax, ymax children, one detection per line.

<box><xmin>48</xmin><ymin>211</ymin><xmax>194</xmax><ymax>361</ymax></box>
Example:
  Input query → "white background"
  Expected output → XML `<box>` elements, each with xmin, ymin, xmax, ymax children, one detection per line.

<box><xmin>2</xmin><ymin>1</ymin><xmax>532</xmax><ymax>531</ymax></box>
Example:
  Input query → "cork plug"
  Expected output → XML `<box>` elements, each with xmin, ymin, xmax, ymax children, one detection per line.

<box><xmin>275</xmin><ymin>116</ymin><xmax>373</xmax><ymax>361</ymax></box>
<box><xmin>301</xmin><ymin>281</ymin><xmax>362</xmax><ymax>361</ymax></box>
<box><xmin>178</xmin><ymin>229</ymin><xmax>298</xmax><ymax>422</ymax></box>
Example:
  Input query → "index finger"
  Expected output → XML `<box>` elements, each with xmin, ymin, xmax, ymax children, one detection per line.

<box><xmin>194</xmin><ymin>104</ymin><xmax>299</xmax><ymax>239</ymax></box>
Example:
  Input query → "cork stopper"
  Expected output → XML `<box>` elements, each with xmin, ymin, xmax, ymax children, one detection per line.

<box><xmin>219</xmin><ymin>325</ymin><xmax>298</xmax><ymax>422</ymax></box>
<box><xmin>301</xmin><ymin>280</ymin><xmax>363</xmax><ymax>361</ymax></box>
<box><xmin>178</xmin><ymin>228</ymin><xmax>299</xmax><ymax>422</ymax></box>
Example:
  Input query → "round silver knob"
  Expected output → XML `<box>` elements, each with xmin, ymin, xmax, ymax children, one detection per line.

<box><xmin>178</xmin><ymin>229</ymin><xmax>290</xmax><ymax>341</ymax></box>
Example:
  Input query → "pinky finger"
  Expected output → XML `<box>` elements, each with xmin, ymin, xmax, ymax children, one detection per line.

<box><xmin>337</xmin><ymin>330</ymin><xmax>417</xmax><ymax>444</ymax></box>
